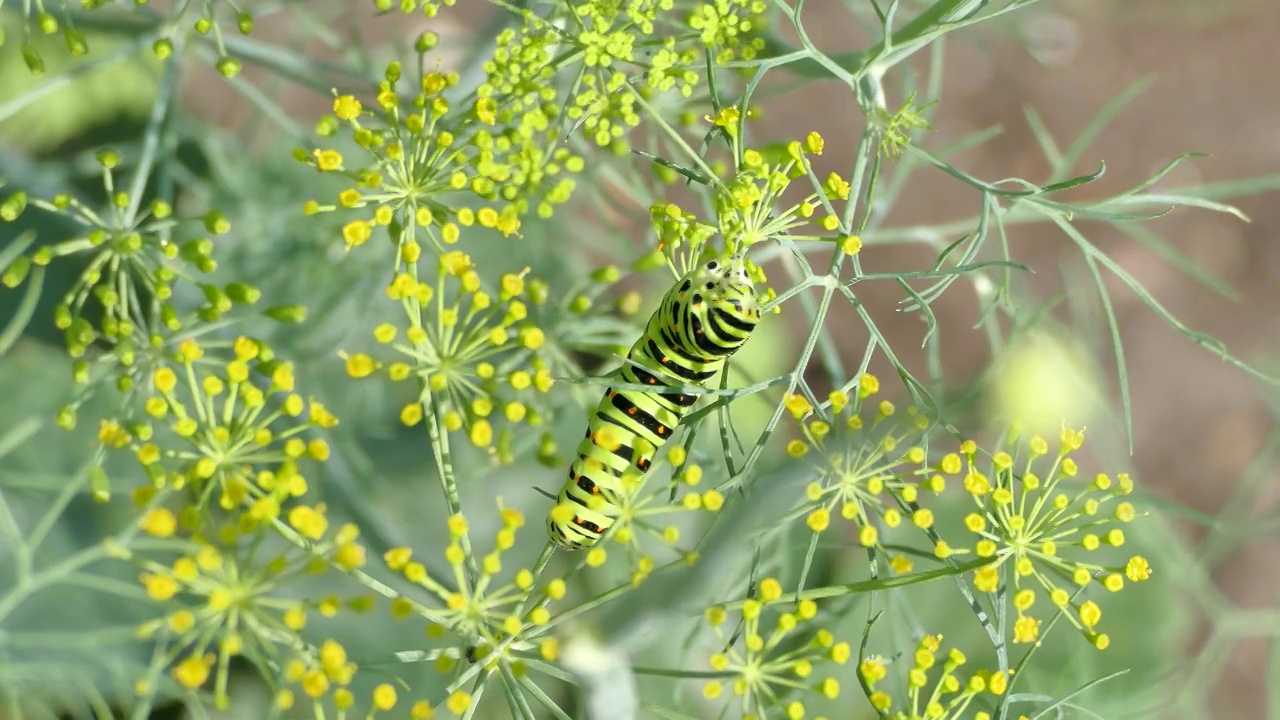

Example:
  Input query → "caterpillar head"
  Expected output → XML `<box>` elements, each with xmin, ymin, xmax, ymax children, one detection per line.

<box><xmin>654</xmin><ymin>254</ymin><xmax>762</xmax><ymax>360</ymax></box>
<box><xmin>685</xmin><ymin>255</ymin><xmax>760</xmax><ymax>318</ymax></box>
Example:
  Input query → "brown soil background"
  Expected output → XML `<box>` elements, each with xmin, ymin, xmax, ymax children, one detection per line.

<box><xmin>181</xmin><ymin>1</ymin><xmax>1280</xmax><ymax>717</ymax></box>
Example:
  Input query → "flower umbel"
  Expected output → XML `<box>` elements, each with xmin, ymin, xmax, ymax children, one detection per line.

<box><xmin>349</xmin><ymin>253</ymin><xmax>553</xmax><ymax>457</ymax></box>
<box><xmin>713</xmin><ymin>131</ymin><xmax>849</xmax><ymax>249</ymax></box>
<box><xmin>306</xmin><ymin>61</ymin><xmax>527</xmax><ymax>249</ymax></box>
<box><xmin>0</xmin><ymin>154</ymin><xmax>251</xmax><ymax>404</ymax></box>
<box><xmin>136</xmin><ymin>522</ymin><xmax>366</xmax><ymax>708</ymax></box>
<box><xmin>785</xmin><ymin>381</ymin><xmax>936</xmax><ymax>555</ymax></box>
<box><xmin>701</xmin><ymin>579</ymin><xmax>848</xmax><ymax>718</ymax></box>
<box><xmin>384</xmin><ymin>501</ymin><xmax>551</xmax><ymax>664</ymax></box>
<box><xmin>122</xmin><ymin>336</ymin><xmax>337</xmax><ymax>520</ymax></box>
<box><xmin>943</xmin><ymin>426</ymin><xmax>1151</xmax><ymax>648</ymax></box>
<box><xmin>546</xmin><ymin>439</ymin><xmax>722</xmax><ymax>580</ymax></box>
<box><xmin>860</xmin><ymin>634</ymin><xmax>1009</xmax><ymax>719</ymax></box>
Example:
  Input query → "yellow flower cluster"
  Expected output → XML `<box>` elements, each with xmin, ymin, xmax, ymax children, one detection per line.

<box><xmin>382</xmin><ymin>500</ymin><xmax>560</xmax><ymax>667</ymax></box>
<box><xmin>784</xmin><ymin>376</ymin><xmax>933</xmax><ymax>565</ymax></box>
<box><xmin>713</xmin><ymin>129</ymin><xmax>850</xmax><ymax>248</ymax></box>
<box><xmin>935</xmin><ymin>427</ymin><xmax>1152</xmax><ymax>648</ymax></box>
<box><xmin>783</xmin><ymin>380</ymin><xmax>1152</xmax><ymax>650</ymax></box>
<box><xmin>115</xmin><ymin>337</ymin><xmax>338</xmax><ymax>527</ymax></box>
<box><xmin>343</xmin><ymin>252</ymin><xmax>555</xmax><ymax>458</ymax></box>
<box><xmin>861</xmin><ymin>634</ymin><xmax>1009</xmax><ymax>719</ymax></box>
<box><xmin>701</xmin><ymin>578</ymin><xmax>849</xmax><ymax>719</ymax></box>
<box><xmin>134</xmin><ymin>520</ymin><xmax>366</xmax><ymax>709</ymax></box>
<box><xmin>305</xmin><ymin>45</ymin><xmax>588</xmax><ymax>252</ymax></box>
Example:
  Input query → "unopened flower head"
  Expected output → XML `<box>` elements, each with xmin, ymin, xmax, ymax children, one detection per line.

<box><xmin>687</xmin><ymin>0</ymin><xmax>770</xmax><ymax>63</ymax></box>
<box><xmin>1</xmin><ymin>163</ymin><xmax>244</xmax><ymax>374</ymax></box>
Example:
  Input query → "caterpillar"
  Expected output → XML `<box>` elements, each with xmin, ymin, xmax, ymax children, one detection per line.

<box><xmin>547</xmin><ymin>255</ymin><xmax>761</xmax><ymax>550</ymax></box>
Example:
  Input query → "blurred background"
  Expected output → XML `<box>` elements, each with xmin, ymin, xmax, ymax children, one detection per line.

<box><xmin>2</xmin><ymin>0</ymin><xmax>1279</xmax><ymax>718</ymax></box>
<box><xmin>809</xmin><ymin>2</ymin><xmax>1280</xmax><ymax>716</ymax></box>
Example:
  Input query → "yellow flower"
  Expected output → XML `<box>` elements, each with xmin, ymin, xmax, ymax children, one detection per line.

<box><xmin>1078</xmin><ymin>600</ymin><xmax>1102</xmax><ymax>629</ymax></box>
<box><xmin>333</xmin><ymin>95</ymin><xmax>362</xmax><ymax>120</ymax></box>
<box><xmin>319</xmin><ymin>639</ymin><xmax>347</xmax><ymax>674</ymax></box>
<box><xmin>400</xmin><ymin>403</ymin><xmax>424</xmax><ymax>426</ymax></box>
<box><xmin>171</xmin><ymin>654</ymin><xmax>211</xmax><ymax>689</ymax></box>
<box><xmin>345</xmin><ymin>353</ymin><xmax>379</xmax><ymax>378</ymax></box>
<box><xmin>1125</xmin><ymin>556</ymin><xmax>1151</xmax><ymax>581</ymax></box>
<box><xmin>759</xmin><ymin>578</ymin><xmax>782</xmax><ymax>602</ymax></box>
<box><xmin>469</xmin><ymin>420</ymin><xmax>493</xmax><ymax>447</ymax></box>
<box><xmin>288</xmin><ymin>505</ymin><xmax>329</xmax><ymax>540</ymax></box>
<box><xmin>313</xmin><ymin>148</ymin><xmax>343</xmax><ymax>171</ymax></box>
<box><xmin>167</xmin><ymin>610</ymin><xmax>195</xmax><ymax>633</ymax></box>
<box><xmin>806</xmin><ymin>507</ymin><xmax>829</xmax><ymax>533</ymax></box>
<box><xmin>97</xmin><ymin>420</ymin><xmax>132</xmax><ymax>448</ymax></box>
<box><xmin>858</xmin><ymin>372</ymin><xmax>879</xmax><ymax>396</ymax></box>
<box><xmin>336</xmin><ymin>543</ymin><xmax>366</xmax><ymax>570</ymax></box>
<box><xmin>142</xmin><ymin>572</ymin><xmax>179</xmax><ymax>601</ymax></box>
<box><xmin>446</xmin><ymin>690</ymin><xmax>471</xmax><ymax>714</ymax></box>
<box><xmin>858</xmin><ymin>525</ymin><xmax>878</xmax><ymax>547</ymax></box>
<box><xmin>373</xmin><ymin>683</ymin><xmax>397</xmax><ymax>710</ymax></box>
<box><xmin>384</xmin><ymin>547</ymin><xmax>412</xmax><ymax>570</ymax></box>
<box><xmin>342</xmin><ymin>219</ymin><xmax>373</xmax><ymax>249</ymax></box>
<box><xmin>153</xmin><ymin>367</ymin><xmax>178</xmax><ymax>393</ymax></box>
<box><xmin>783</xmin><ymin>393</ymin><xmax>812</xmax><ymax>418</ymax></box>
<box><xmin>701</xmin><ymin>486</ymin><xmax>721</xmax><ymax>509</ymax></box>
<box><xmin>140</xmin><ymin>508</ymin><xmax>177</xmax><ymax>538</ymax></box>
<box><xmin>302</xmin><ymin>669</ymin><xmax>329</xmax><ymax>698</ymax></box>
<box><xmin>177</xmin><ymin>339</ymin><xmax>204</xmax><ymax>362</ymax></box>
<box><xmin>1013</xmin><ymin>615</ymin><xmax>1040</xmax><ymax>643</ymax></box>
<box><xmin>284</xmin><ymin>607</ymin><xmax>306</xmax><ymax>630</ymax></box>
<box><xmin>973</xmin><ymin>564</ymin><xmax>999</xmax><ymax>593</ymax></box>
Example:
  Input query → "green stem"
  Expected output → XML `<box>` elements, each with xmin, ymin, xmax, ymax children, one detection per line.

<box><xmin>625</xmin><ymin>83</ymin><xmax>726</xmax><ymax>195</ymax></box>
<box><xmin>423</xmin><ymin>390</ymin><xmax>480</xmax><ymax>586</ymax></box>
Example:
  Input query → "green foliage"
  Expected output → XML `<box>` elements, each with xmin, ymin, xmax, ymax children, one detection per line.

<box><xmin>0</xmin><ymin>1</ymin><xmax>1276</xmax><ymax>719</ymax></box>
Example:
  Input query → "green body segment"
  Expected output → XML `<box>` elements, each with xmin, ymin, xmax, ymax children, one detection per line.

<box><xmin>547</xmin><ymin>256</ymin><xmax>761</xmax><ymax>550</ymax></box>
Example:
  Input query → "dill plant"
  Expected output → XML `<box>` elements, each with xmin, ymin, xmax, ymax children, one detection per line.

<box><xmin>0</xmin><ymin>1</ymin><xmax>1275</xmax><ymax>720</ymax></box>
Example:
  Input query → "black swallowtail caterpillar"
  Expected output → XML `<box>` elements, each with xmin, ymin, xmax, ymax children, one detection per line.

<box><xmin>546</xmin><ymin>255</ymin><xmax>761</xmax><ymax>550</ymax></box>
